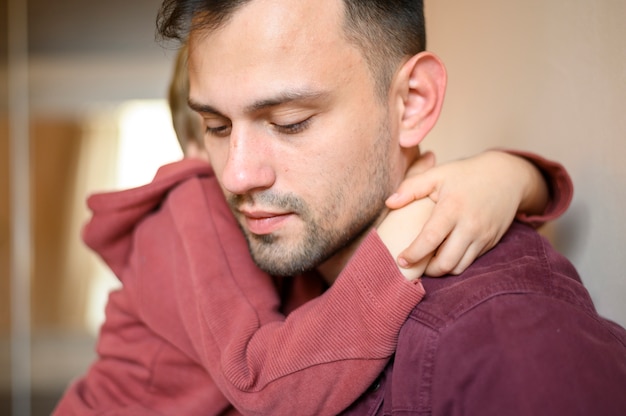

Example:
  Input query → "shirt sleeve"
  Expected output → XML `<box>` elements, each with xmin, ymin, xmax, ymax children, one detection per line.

<box><xmin>503</xmin><ymin>149</ymin><xmax>574</xmax><ymax>228</ymax></box>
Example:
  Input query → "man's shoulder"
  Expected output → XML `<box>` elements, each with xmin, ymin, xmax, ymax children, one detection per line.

<box><xmin>409</xmin><ymin>222</ymin><xmax>593</xmax><ymax>329</ymax></box>
<box><xmin>382</xmin><ymin>223</ymin><xmax>626</xmax><ymax>416</ymax></box>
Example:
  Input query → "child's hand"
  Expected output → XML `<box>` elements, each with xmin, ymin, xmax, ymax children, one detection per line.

<box><xmin>385</xmin><ymin>151</ymin><xmax>548</xmax><ymax>277</ymax></box>
<box><xmin>376</xmin><ymin>198</ymin><xmax>435</xmax><ymax>282</ymax></box>
<box><xmin>376</xmin><ymin>152</ymin><xmax>436</xmax><ymax>281</ymax></box>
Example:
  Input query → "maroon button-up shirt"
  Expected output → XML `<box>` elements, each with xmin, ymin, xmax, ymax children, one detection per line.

<box><xmin>344</xmin><ymin>222</ymin><xmax>626</xmax><ymax>415</ymax></box>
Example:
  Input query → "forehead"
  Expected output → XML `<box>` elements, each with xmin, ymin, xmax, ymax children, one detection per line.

<box><xmin>186</xmin><ymin>0</ymin><xmax>370</xmax><ymax>109</ymax></box>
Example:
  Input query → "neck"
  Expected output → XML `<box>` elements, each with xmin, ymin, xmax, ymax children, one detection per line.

<box><xmin>315</xmin><ymin>207</ymin><xmax>389</xmax><ymax>285</ymax></box>
<box><xmin>316</xmin><ymin>244</ymin><xmax>359</xmax><ymax>286</ymax></box>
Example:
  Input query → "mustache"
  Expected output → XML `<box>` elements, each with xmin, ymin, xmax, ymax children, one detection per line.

<box><xmin>227</xmin><ymin>191</ymin><xmax>307</xmax><ymax>212</ymax></box>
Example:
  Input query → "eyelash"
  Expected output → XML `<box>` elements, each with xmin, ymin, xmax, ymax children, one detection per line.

<box><xmin>273</xmin><ymin>117</ymin><xmax>312</xmax><ymax>134</ymax></box>
<box><xmin>205</xmin><ymin>117</ymin><xmax>312</xmax><ymax>137</ymax></box>
<box><xmin>205</xmin><ymin>125</ymin><xmax>231</xmax><ymax>138</ymax></box>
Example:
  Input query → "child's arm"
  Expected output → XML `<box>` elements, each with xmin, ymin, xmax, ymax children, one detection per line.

<box><xmin>386</xmin><ymin>150</ymin><xmax>573</xmax><ymax>276</ymax></box>
<box><xmin>161</xmin><ymin>175</ymin><xmax>424</xmax><ymax>415</ymax></box>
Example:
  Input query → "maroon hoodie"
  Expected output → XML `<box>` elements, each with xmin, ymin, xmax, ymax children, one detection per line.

<box><xmin>56</xmin><ymin>152</ymin><xmax>577</xmax><ymax>415</ymax></box>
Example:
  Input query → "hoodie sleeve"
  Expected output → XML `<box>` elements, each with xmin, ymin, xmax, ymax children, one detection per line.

<box><xmin>146</xmin><ymin>176</ymin><xmax>424</xmax><ymax>416</ymax></box>
<box><xmin>503</xmin><ymin>149</ymin><xmax>573</xmax><ymax>228</ymax></box>
<box><xmin>53</xmin><ymin>286</ymin><xmax>236</xmax><ymax>416</ymax></box>
<box><xmin>57</xmin><ymin>162</ymin><xmax>423</xmax><ymax>416</ymax></box>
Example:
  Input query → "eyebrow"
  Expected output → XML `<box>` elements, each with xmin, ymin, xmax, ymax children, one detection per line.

<box><xmin>187</xmin><ymin>100</ymin><xmax>224</xmax><ymax>117</ymax></box>
<box><xmin>188</xmin><ymin>89</ymin><xmax>331</xmax><ymax>118</ymax></box>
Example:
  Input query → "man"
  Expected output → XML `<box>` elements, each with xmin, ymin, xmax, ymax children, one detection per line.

<box><xmin>156</xmin><ymin>0</ymin><xmax>626</xmax><ymax>414</ymax></box>
<box><xmin>53</xmin><ymin>19</ymin><xmax>573</xmax><ymax>415</ymax></box>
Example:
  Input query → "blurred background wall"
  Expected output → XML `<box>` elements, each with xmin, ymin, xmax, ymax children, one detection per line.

<box><xmin>424</xmin><ymin>0</ymin><xmax>626</xmax><ymax>327</ymax></box>
<box><xmin>1</xmin><ymin>1</ymin><xmax>182</xmax><ymax>414</ymax></box>
<box><xmin>0</xmin><ymin>0</ymin><xmax>624</xmax><ymax>415</ymax></box>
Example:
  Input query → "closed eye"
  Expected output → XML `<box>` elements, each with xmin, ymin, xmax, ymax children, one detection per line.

<box><xmin>273</xmin><ymin>117</ymin><xmax>312</xmax><ymax>135</ymax></box>
<box><xmin>205</xmin><ymin>124</ymin><xmax>231</xmax><ymax>138</ymax></box>
<box><xmin>206</xmin><ymin>126</ymin><xmax>230</xmax><ymax>137</ymax></box>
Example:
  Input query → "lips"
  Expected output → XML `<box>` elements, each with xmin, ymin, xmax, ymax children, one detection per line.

<box><xmin>241</xmin><ymin>210</ymin><xmax>293</xmax><ymax>235</ymax></box>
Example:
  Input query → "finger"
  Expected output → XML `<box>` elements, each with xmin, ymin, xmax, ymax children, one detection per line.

<box><xmin>433</xmin><ymin>221</ymin><xmax>503</xmax><ymax>276</ymax></box>
<box><xmin>448</xmin><ymin>240</ymin><xmax>484</xmax><ymax>275</ymax></box>
<box><xmin>448</xmin><ymin>239</ymin><xmax>483</xmax><ymax>275</ymax></box>
<box><xmin>386</xmin><ymin>153</ymin><xmax>438</xmax><ymax>209</ymax></box>
<box><xmin>385</xmin><ymin>191</ymin><xmax>417</xmax><ymax>209</ymax></box>
<box><xmin>422</xmin><ymin>210</ymin><xmax>490</xmax><ymax>276</ymax></box>
<box><xmin>451</xmin><ymin>227</ymin><xmax>505</xmax><ymax>275</ymax></box>
<box><xmin>397</xmin><ymin>209</ymin><xmax>455</xmax><ymax>267</ymax></box>
<box><xmin>424</xmin><ymin>232</ymin><xmax>471</xmax><ymax>277</ymax></box>
<box><xmin>398</xmin><ymin>255</ymin><xmax>430</xmax><ymax>282</ymax></box>
<box><xmin>386</xmin><ymin>172</ymin><xmax>437</xmax><ymax>209</ymax></box>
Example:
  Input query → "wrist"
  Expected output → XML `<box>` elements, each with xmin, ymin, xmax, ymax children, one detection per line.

<box><xmin>482</xmin><ymin>150</ymin><xmax>548</xmax><ymax>216</ymax></box>
<box><xmin>376</xmin><ymin>198</ymin><xmax>435</xmax><ymax>280</ymax></box>
<box><xmin>510</xmin><ymin>153</ymin><xmax>549</xmax><ymax>216</ymax></box>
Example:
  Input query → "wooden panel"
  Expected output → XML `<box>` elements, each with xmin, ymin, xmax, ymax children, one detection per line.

<box><xmin>0</xmin><ymin>117</ymin><xmax>9</xmax><ymax>335</ymax></box>
<box><xmin>30</xmin><ymin>118</ymin><xmax>83</xmax><ymax>330</ymax></box>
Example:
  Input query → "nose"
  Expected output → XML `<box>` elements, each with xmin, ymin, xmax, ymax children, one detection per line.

<box><xmin>220</xmin><ymin>128</ymin><xmax>276</xmax><ymax>195</ymax></box>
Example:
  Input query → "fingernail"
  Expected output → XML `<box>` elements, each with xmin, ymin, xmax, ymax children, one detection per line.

<box><xmin>387</xmin><ymin>193</ymin><xmax>399</xmax><ymax>201</ymax></box>
<box><xmin>398</xmin><ymin>257</ymin><xmax>410</xmax><ymax>268</ymax></box>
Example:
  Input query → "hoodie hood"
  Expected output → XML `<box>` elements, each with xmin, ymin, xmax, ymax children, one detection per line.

<box><xmin>82</xmin><ymin>158</ymin><xmax>213</xmax><ymax>279</ymax></box>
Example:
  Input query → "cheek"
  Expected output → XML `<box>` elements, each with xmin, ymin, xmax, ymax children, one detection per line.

<box><xmin>206</xmin><ymin>143</ymin><xmax>230</xmax><ymax>182</ymax></box>
<box><xmin>309</xmin><ymin>123</ymin><xmax>379</xmax><ymax>185</ymax></box>
<box><xmin>307</xmin><ymin>151</ymin><xmax>366</xmax><ymax>205</ymax></box>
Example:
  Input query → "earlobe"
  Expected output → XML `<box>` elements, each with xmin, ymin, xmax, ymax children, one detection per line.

<box><xmin>396</xmin><ymin>52</ymin><xmax>447</xmax><ymax>148</ymax></box>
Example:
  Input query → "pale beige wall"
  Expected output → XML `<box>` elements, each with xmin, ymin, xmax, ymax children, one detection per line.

<box><xmin>424</xmin><ymin>0</ymin><xmax>626</xmax><ymax>326</ymax></box>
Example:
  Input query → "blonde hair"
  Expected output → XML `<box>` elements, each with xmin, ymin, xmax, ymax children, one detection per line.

<box><xmin>168</xmin><ymin>43</ymin><xmax>204</xmax><ymax>152</ymax></box>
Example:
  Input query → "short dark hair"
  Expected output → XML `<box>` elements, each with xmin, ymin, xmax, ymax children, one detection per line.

<box><xmin>156</xmin><ymin>0</ymin><xmax>426</xmax><ymax>97</ymax></box>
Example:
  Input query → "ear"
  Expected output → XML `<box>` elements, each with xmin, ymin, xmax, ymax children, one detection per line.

<box><xmin>391</xmin><ymin>52</ymin><xmax>447</xmax><ymax>148</ymax></box>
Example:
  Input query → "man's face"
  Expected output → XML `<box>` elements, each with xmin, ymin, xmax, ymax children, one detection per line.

<box><xmin>188</xmin><ymin>0</ymin><xmax>406</xmax><ymax>277</ymax></box>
